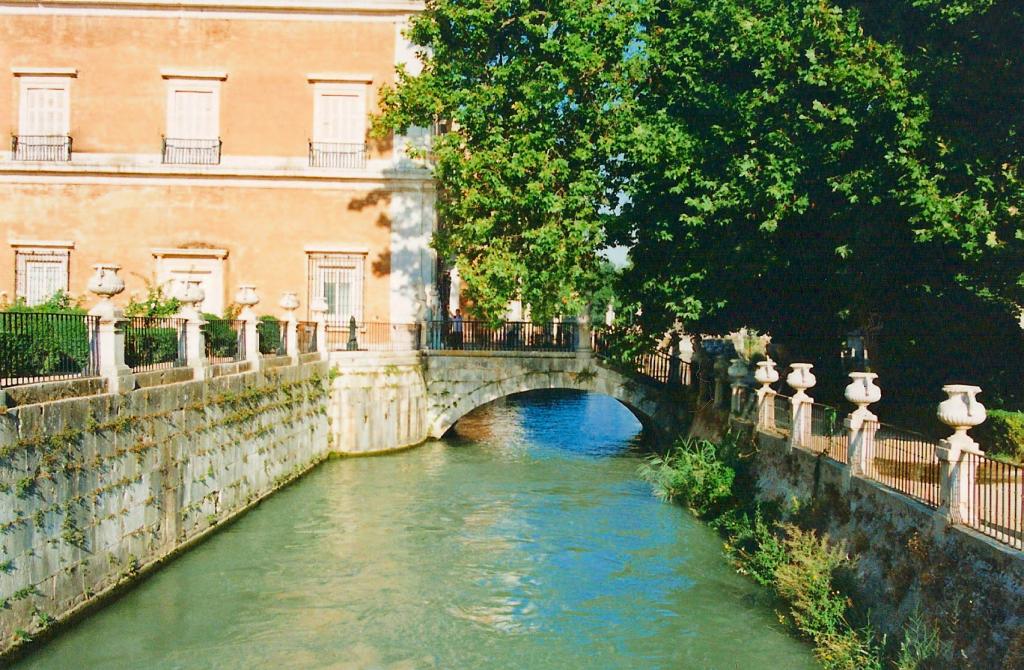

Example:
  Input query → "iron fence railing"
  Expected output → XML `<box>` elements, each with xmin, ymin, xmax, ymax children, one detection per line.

<box><xmin>0</xmin><ymin>312</ymin><xmax>99</xmax><ymax>386</ymax></box>
<box><xmin>871</xmin><ymin>424</ymin><xmax>941</xmax><ymax>509</ymax></box>
<box><xmin>326</xmin><ymin>321</ymin><xmax>420</xmax><ymax>352</ymax></box>
<box><xmin>202</xmin><ymin>318</ymin><xmax>245</xmax><ymax>363</ymax></box>
<box><xmin>809</xmin><ymin>402</ymin><xmax>850</xmax><ymax>464</ymax></box>
<box><xmin>964</xmin><ymin>452</ymin><xmax>1023</xmax><ymax>550</ymax></box>
<box><xmin>425</xmin><ymin>320</ymin><xmax>578</xmax><ymax>352</ymax></box>
<box><xmin>774</xmin><ymin>393</ymin><xmax>792</xmax><ymax>433</ymax></box>
<box><xmin>257</xmin><ymin>318</ymin><xmax>287</xmax><ymax>356</ymax></box>
<box><xmin>12</xmin><ymin>134</ymin><xmax>72</xmax><ymax>161</ymax></box>
<box><xmin>632</xmin><ymin>349</ymin><xmax>691</xmax><ymax>387</ymax></box>
<box><xmin>308</xmin><ymin>141</ymin><xmax>367</xmax><ymax>169</ymax></box>
<box><xmin>297</xmin><ymin>321</ymin><xmax>317</xmax><ymax>354</ymax></box>
<box><xmin>124</xmin><ymin>316</ymin><xmax>187</xmax><ymax>372</ymax></box>
<box><xmin>162</xmin><ymin>137</ymin><xmax>221</xmax><ymax>165</ymax></box>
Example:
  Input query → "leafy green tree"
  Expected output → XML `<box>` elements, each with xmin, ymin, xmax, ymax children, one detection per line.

<box><xmin>374</xmin><ymin>0</ymin><xmax>647</xmax><ymax>321</ymax></box>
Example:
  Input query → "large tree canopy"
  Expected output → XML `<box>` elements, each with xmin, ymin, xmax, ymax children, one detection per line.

<box><xmin>375</xmin><ymin>0</ymin><xmax>646</xmax><ymax>320</ymax></box>
<box><xmin>378</xmin><ymin>0</ymin><xmax>1024</xmax><ymax>405</ymax></box>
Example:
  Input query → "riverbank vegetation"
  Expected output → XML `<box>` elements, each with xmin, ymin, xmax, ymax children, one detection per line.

<box><xmin>639</xmin><ymin>432</ymin><xmax>945</xmax><ymax>669</ymax></box>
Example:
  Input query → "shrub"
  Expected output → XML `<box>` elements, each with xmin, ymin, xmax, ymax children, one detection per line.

<box><xmin>974</xmin><ymin>409</ymin><xmax>1024</xmax><ymax>463</ymax></box>
<box><xmin>726</xmin><ymin>507</ymin><xmax>787</xmax><ymax>587</ymax></box>
<box><xmin>773</xmin><ymin>524</ymin><xmax>850</xmax><ymax>640</ymax></box>
<box><xmin>124</xmin><ymin>284</ymin><xmax>180</xmax><ymax>317</ymax></box>
<box><xmin>1</xmin><ymin>292</ymin><xmax>92</xmax><ymax>378</ymax></box>
<box><xmin>125</xmin><ymin>326</ymin><xmax>180</xmax><ymax>368</ymax></box>
<box><xmin>257</xmin><ymin>316</ymin><xmax>283</xmax><ymax>355</ymax></box>
<box><xmin>638</xmin><ymin>437</ymin><xmax>735</xmax><ymax>516</ymax></box>
<box><xmin>201</xmin><ymin>313</ymin><xmax>238</xmax><ymax>359</ymax></box>
<box><xmin>816</xmin><ymin>627</ymin><xmax>884</xmax><ymax>670</ymax></box>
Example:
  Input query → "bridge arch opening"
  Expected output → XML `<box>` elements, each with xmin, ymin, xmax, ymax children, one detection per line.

<box><xmin>447</xmin><ymin>389</ymin><xmax>652</xmax><ymax>454</ymax></box>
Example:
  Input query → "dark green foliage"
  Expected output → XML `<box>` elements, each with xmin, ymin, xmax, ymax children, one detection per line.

<box><xmin>257</xmin><ymin>316</ymin><xmax>284</xmax><ymax>355</ymax></box>
<box><xmin>0</xmin><ymin>292</ymin><xmax>92</xmax><ymax>378</ymax></box>
<box><xmin>638</xmin><ymin>438</ymin><xmax>735</xmax><ymax>515</ymax></box>
<box><xmin>124</xmin><ymin>326</ymin><xmax>180</xmax><ymax>369</ymax></box>
<box><xmin>201</xmin><ymin>313</ymin><xmax>239</xmax><ymax>359</ymax></box>
<box><xmin>974</xmin><ymin>410</ymin><xmax>1024</xmax><ymax>463</ymax></box>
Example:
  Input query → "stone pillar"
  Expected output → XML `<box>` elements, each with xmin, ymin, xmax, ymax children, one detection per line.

<box><xmin>786</xmin><ymin>363</ymin><xmax>816</xmax><ymax>451</ymax></box>
<box><xmin>936</xmin><ymin>384</ymin><xmax>987</xmax><ymax>526</ymax></box>
<box><xmin>576</xmin><ymin>306</ymin><xmax>592</xmax><ymax>359</ymax></box>
<box><xmin>178</xmin><ymin>280</ymin><xmax>208</xmax><ymax>379</ymax></box>
<box><xmin>754</xmin><ymin>358</ymin><xmax>780</xmax><ymax>431</ymax></box>
<box><xmin>280</xmin><ymin>292</ymin><xmax>300</xmax><ymax>361</ymax></box>
<box><xmin>604</xmin><ymin>301</ymin><xmax>615</xmax><ymax>327</ymax></box>
<box><xmin>728</xmin><ymin>357</ymin><xmax>749</xmax><ymax>415</ymax></box>
<box><xmin>235</xmin><ymin>284</ymin><xmax>261</xmax><ymax>368</ymax></box>
<box><xmin>843</xmin><ymin>372</ymin><xmax>881</xmax><ymax>487</ymax></box>
<box><xmin>311</xmin><ymin>296</ymin><xmax>329</xmax><ymax>360</ymax></box>
<box><xmin>713</xmin><ymin>355</ymin><xmax>730</xmax><ymax>409</ymax></box>
<box><xmin>87</xmin><ymin>263</ymin><xmax>133</xmax><ymax>393</ymax></box>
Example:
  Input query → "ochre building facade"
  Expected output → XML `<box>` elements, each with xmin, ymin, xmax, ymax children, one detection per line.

<box><xmin>0</xmin><ymin>0</ymin><xmax>435</xmax><ymax>324</ymax></box>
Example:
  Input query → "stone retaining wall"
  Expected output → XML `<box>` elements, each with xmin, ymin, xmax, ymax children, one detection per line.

<box><xmin>751</xmin><ymin>429</ymin><xmax>1024</xmax><ymax>668</ymax></box>
<box><xmin>0</xmin><ymin>359</ymin><xmax>330</xmax><ymax>655</ymax></box>
<box><xmin>328</xmin><ymin>351</ymin><xmax>429</xmax><ymax>454</ymax></box>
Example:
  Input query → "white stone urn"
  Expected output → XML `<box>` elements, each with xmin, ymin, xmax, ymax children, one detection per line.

<box><xmin>937</xmin><ymin>385</ymin><xmax>986</xmax><ymax>443</ymax></box>
<box><xmin>845</xmin><ymin>372</ymin><xmax>881</xmax><ymax>412</ymax></box>
<box><xmin>180</xmin><ymin>279</ymin><xmax>205</xmax><ymax>307</ymax></box>
<box><xmin>279</xmin><ymin>291</ymin><xmax>300</xmax><ymax>313</ymax></box>
<box><xmin>87</xmin><ymin>263</ymin><xmax>125</xmax><ymax>300</ymax></box>
<box><xmin>234</xmin><ymin>284</ymin><xmax>259</xmax><ymax>307</ymax></box>
<box><xmin>755</xmin><ymin>358</ymin><xmax>780</xmax><ymax>386</ymax></box>
<box><xmin>786</xmin><ymin>363</ymin><xmax>816</xmax><ymax>396</ymax></box>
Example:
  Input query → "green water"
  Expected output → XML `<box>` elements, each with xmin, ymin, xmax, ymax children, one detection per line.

<box><xmin>12</xmin><ymin>390</ymin><xmax>816</xmax><ymax>669</ymax></box>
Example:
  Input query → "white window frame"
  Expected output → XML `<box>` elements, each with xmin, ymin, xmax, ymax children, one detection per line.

<box><xmin>163</xmin><ymin>74</ymin><xmax>224</xmax><ymax>140</ymax></box>
<box><xmin>11</xmin><ymin>240</ymin><xmax>73</xmax><ymax>306</ymax></box>
<box><xmin>16</xmin><ymin>73</ymin><xmax>73</xmax><ymax>137</ymax></box>
<box><xmin>307</xmin><ymin>251</ymin><xmax>366</xmax><ymax>323</ymax></box>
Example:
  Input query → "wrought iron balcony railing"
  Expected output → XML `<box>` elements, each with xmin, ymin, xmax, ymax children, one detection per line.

<box><xmin>162</xmin><ymin>137</ymin><xmax>222</xmax><ymax>165</ymax></box>
<box><xmin>11</xmin><ymin>134</ymin><xmax>72</xmax><ymax>161</ymax></box>
<box><xmin>308</xmin><ymin>141</ymin><xmax>367</xmax><ymax>169</ymax></box>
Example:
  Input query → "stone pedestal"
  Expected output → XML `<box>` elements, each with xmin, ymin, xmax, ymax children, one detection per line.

<box><xmin>177</xmin><ymin>280</ymin><xmax>209</xmax><ymax>379</ymax></box>
<box><xmin>786</xmin><ymin>363</ymin><xmax>816</xmax><ymax>451</ymax></box>
<box><xmin>280</xmin><ymin>292</ymin><xmax>300</xmax><ymax>362</ymax></box>
<box><xmin>576</xmin><ymin>307</ymin><xmax>592</xmax><ymax>361</ymax></box>
<box><xmin>935</xmin><ymin>384</ymin><xmax>987</xmax><ymax>526</ymax></box>
<box><xmin>728</xmin><ymin>358</ymin><xmax>749</xmax><ymax>415</ymax></box>
<box><xmin>235</xmin><ymin>285</ymin><xmax>261</xmax><ymax>368</ymax></box>
<box><xmin>844</xmin><ymin>372</ymin><xmax>882</xmax><ymax>487</ymax></box>
<box><xmin>311</xmin><ymin>297</ymin><xmax>329</xmax><ymax>360</ymax></box>
<box><xmin>754</xmin><ymin>359</ymin><xmax>780</xmax><ymax>431</ymax></box>
<box><xmin>87</xmin><ymin>264</ymin><xmax>133</xmax><ymax>393</ymax></box>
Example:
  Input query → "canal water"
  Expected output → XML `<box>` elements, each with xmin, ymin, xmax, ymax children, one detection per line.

<box><xmin>12</xmin><ymin>390</ymin><xmax>816</xmax><ymax>669</ymax></box>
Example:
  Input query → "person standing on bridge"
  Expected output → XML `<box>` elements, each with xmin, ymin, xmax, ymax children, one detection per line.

<box><xmin>453</xmin><ymin>309</ymin><xmax>464</xmax><ymax>349</ymax></box>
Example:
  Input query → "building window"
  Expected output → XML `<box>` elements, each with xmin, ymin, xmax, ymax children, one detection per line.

<box><xmin>307</xmin><ymin>252</ymin><xmax>365</xmax><ymax>322</ymax></box>
<box><xmin>308</xmin><ymin>76</ymin><xmax>369</xmax><ymax>169</ymax></box>
<box><xmin>162</xmin><ymin>72</ymin><xmax>225</xmax><ymax>164</ymax></box>
<box><xmin>12</xmin><ymin>242</ymin><xmax>72</xmax><ymax>305</ymax></box>
<box><xmin>13</xmin><ymin>70</ymin><xmax>75</xmax><ymax>161</ymax></box>
<box><xmin>152</xmin><ymin>248</ymin><xmax>228</xmax><ymax>315</ymax></box>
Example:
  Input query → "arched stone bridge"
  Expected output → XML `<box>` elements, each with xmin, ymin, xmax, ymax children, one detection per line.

<box><xmin>422</xmin><ymin>351</ymin><xmax>691</xmax><ymax>441</ymax></box>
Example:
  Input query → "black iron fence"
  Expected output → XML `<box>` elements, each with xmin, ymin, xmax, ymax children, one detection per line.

<box><xmin>308</xmin><ymin>141</ymin><xmax>367</xmax><ymax>169</ymax></box>
<box><xmin>0</xmin><ymin>312</ymin><xmax>99</xmax><ymax>386</ymax></box>
<box><xmin>809</xmin><ymin>402</ymin><xmax>850</xmax><ymax>464</ymax></box>
<box><xmin>12</xmin><ymin>134</ymin><xmax>72</xmax><ymax>161</ymax></box>
<box><xmin>870</xmin><ymin>424</ymin><xmax>942</xmax><ymax>509</ymax></box>
<box><xmin>162</xmin><ymin>137</ymin><xmax>222</xmax><ymax>165</ymax></box>
<box><xmin>425</xmin><ymin>320</ymin><xmax>578</xmax><ymax>352</ymax></box>
<box><xmin>202</xmin><ymin>319</ymin><xmax>245</xmax><ymax>363</ymax></box>
<box><xmin>327</xmin><ymin>321</ymin><xmax>420</xmax><ymax>352</ymax></box>
<box><xmin>124</xmin><ymin>317</ymin><xmax>187</xmax><ymax>372</ymax></box>
<box><xmin>964</xmin><ymin>452</ymin><xmax>1023</xmax><ymax>550</ymax></box>
<box><xmin>257</xmin><ymin>318</ymin><xmax>287</xmax><ymax>356</ymax></box>
<box><xmin>297</xmin><ymin>321</ymin><xmax>317</xmax><ymax>354</ymax></box>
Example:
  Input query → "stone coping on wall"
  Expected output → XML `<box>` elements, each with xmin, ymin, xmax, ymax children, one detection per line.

<box><xmin>2</xmin><ymin>376</ymin><xmax>107</xmax><ymax>407</ymax></box>
<box><xmin>260</xmin><ymin>354</ymin><xmax>293</xmax><ymax>370</ymax></box>
<box><xmin>133</xmin><ymin>366</ymin><xmax>193</xmax><ymax>389</ymax></box>
<box><xmin>426</xmin><ymin>350</ymin><xmax>580</xmax><ymax>359</ymax></box>
<box><xmin>329</xmin><ymin>350</ymin><xmax>424</xmax><ymax>369</ymax></box>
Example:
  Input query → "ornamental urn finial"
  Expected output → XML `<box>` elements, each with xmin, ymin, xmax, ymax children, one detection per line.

<box><xmin>754</xmin><ymin>358</ymin><xmax>780</xmax><ymax>387</ymax></box>
<box><xmin>845</xmin><ymin>372</ymin><xmax>881</xmax><ymax>415</ymax></box>
<box><xmin>234</xmin><ymin>284</ymin><xmax>259</xmax><ymax>308</ymax></box>
<box><xmin>279</xmin><ymin>291</ymin><xmax>300</xmax><ymax>312</ymax></box>
<box><xmin>179</xmin><ymin>279</ymin><xmax>205</xmax><ymax>308</ymax></box>
<box><xmin>937</xmin><ymin>384</ymin><xmax>986</xmax><ymax>446</ymax></box>
<box><xmin>786</xmin><ymin>363</ymin><xmax>816</xmax><ymax>396</ymax></box>
<box><xmin>87</xmin><ymin>263</ymin><xmax>125</xmax><ymax>301</ymax></box>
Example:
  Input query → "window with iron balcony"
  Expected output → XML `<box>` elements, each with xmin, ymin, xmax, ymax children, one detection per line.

<box><xmin>12</xmin><ymin>69</ymin><xmax>75</xmax><ymax>161</ymax></box>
